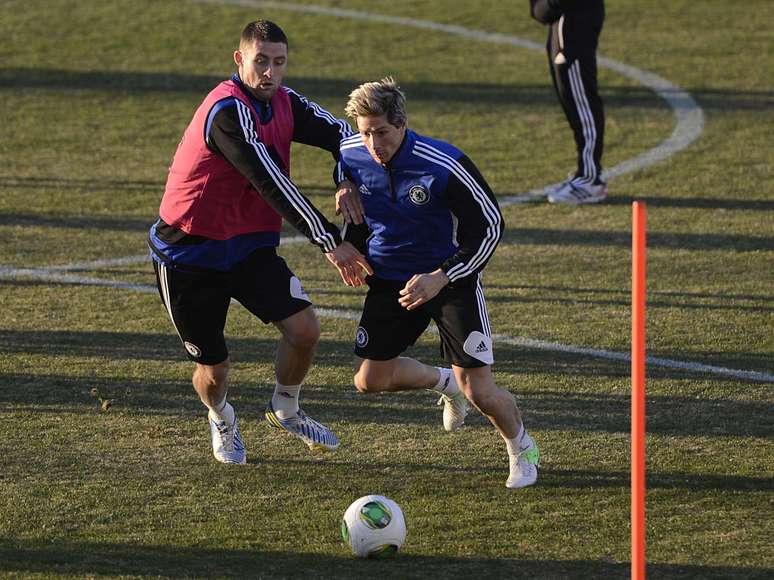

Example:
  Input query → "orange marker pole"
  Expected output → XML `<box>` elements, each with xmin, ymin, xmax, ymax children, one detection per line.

<box><xmin>631</xmin><ymin>202</ymin><xmax>647</xmax><ymax>580</ymax></box>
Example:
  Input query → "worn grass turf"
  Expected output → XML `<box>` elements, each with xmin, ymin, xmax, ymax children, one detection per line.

<box><xmin>1</xmin><ymin>0</ymin><xmax>772</xmax><ymax>578</ymax></box>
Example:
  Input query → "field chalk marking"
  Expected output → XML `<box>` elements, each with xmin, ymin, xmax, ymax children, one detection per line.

<box><xmin>2</xmin><ymin>266</ymin><xmax>772</xmax><ymax>384</ymax></box>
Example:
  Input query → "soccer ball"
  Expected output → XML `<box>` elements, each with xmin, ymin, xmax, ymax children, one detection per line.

<box><xmin>340</xmin><ymin>495</ymin><xmax>406</xmax><ymax>558</ymax></box>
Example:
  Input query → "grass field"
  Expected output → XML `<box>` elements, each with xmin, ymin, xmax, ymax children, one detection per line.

<box><xmin>1</xmin><ymin>0</ymin><xmax>772</xmax><ymax>578</ymax></box>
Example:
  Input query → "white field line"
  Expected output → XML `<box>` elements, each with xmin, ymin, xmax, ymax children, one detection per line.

<box><xmin>39</xmin><ymin>236</ymin><xmax>310</xmax><ymax>271</ymax></box>
<box><xmin>2</xmin><ymin>266</ymin><xmax>772</xmax><ymax>384</ymax></box>
<box><xmin>194</xmin><ymin>0</ymin><xmax>705</xmax><ymax>205</ymax></box>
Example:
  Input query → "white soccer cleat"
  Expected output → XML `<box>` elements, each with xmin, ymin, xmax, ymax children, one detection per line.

<box><xmin>548</xmin><ymin>180</ymin><xmax>608</xmax><ymax>205</ymax></box>
<box><xmin>436</xmin><ymin>392</ymin><xmax>469</xmax><ymax>432</ymax></box>
<box><xmin>506</xmin><ymin>432</ymin><xmax>540</xmax><ymax>489</ymax></box>
<box><xmin>265</xmin><ymin>402</ymin><xmax>340</xmax><ymax>452</ymax></box>
<box><xmin>208</xmin><ymin>411</ymin><xmax>247</xmax><ymax>465</ymax></box>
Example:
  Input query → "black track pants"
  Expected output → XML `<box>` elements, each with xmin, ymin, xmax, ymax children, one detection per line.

<box><xmin>547</xmin><ymin>12</ymin><xmax>605</xmax><ymax>184</ymax></box>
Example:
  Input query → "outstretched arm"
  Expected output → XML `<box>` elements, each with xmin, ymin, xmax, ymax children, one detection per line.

<box><xmin>325</xmin><ymin>241</ymin><xmax>373</xmax><ymax>287</ymax></box>
<box><xmin>207</xmin><ymin>97</ymin><xmax>342</xmax><ymax>252</ymax></box>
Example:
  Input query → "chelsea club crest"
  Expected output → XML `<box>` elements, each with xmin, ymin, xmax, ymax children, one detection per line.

<box><xmin>408</xmin><ymin>185</ymin><xmax>429</xmax><ymax>205</ymax></box>
<box><xmin>356</xmin><ymin>326</ymin><xmax>369</xmax><ymax>347</ymax></box>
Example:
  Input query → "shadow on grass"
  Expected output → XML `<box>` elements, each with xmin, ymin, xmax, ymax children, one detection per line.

<box><xmin>1</xmin><ymin>206</ymin><xmax>770</xmax><ymax>245</ymax></box>
<box><xmin>3</xmin><ymin>176</ymin><xmax>772</xmax><ymax>216</ymax></box>
<box><xmin>1</xmin><ymin>350</ymin><xmax>770</xmax><ymax>439</ymax></box>
<box><xmin>0</xmin><ymin>539</ymin><xmax>770</xmax><ymax>579</ymax></box>
<box><xmin>499</xmin><ymin>226</ymin><xmax>773</xmax><ymax>252</ymax></box>
<box><xmin>0</xmin><ymin>211</ymin><xmax>154</xmax><ymax>232</ymax></box>
<box><xmin>495</xmin><ymin>343</ymin><xmax>774</xmax><ymax>379</ymax></box>
<box><xmin>0</xmin><ymin>175</ymin><xmax>163</xmax><ymax>193</ymax></box>
<box><xmin>4</xmin><ymin>66</ymin><xmax>774</xmax><ymax>111</ymax></box>
<box><xmin>587</xmin><ymin>195</ymin><xmax>774</xmax><ymax>211</ymax></box>
<box><xmin>543</xmin><ymin>468</ymin><xmax>772</xmax><ymax>492</ymax></box>
<box><xmin>0</xmin><ymin>69</ymin><xmax>582</xmax><ymax>108</ymax></box>
<box><xmin>1</xmin><ymin>325</ymin><xmax>770</xmax><ymax>384</ymax></box>
<box><xmin>0</xmin><ymin>329</ymin><xmax>346</xmax><ymax>369</ymax></box>
<box><xmin>507</xmin><ymin>193</ymin><xmax>773</xmax><ymax>211</ymax></box>
<box><xmin>0</xmin><ymin>329</ymin><xmax>200</xmax><ymax>362</ymax></box>
<box><xmin>308</xmin><ymin>381</ymin><xmax>774</xmax><ymax>438</ymax></box>
<box><xmin>259</xmin><ymin>456</ymin><xmax>772</xmax><ymax>493</ymax></box>
<box><xmin>485</xmin><ymin>283</ymin><xmax>774</xmax><ymax>304</ymax></box>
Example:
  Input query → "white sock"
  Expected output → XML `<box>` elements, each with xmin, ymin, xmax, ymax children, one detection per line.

<box><xmin>208</xmin><ymin>397</ymin><xmax>235</xmax><ymax>425</ymax></box>
<box><xmin>431</xmin><ymin>368</ymin><xmax>461</xmax><ymax>396</ymax></box>
<box><xmin>272</xmin><ymin>383</ymin><xmax>301</xmax><ymax>420</ymax></box>
<box><xmin>504</xmin><ymin>424</ymin><xmax>526</xmax><ymax>456</ymax></box>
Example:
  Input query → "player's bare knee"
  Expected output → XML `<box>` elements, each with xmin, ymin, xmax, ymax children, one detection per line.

<box><xmin>286</xmin><ymin>322</ymin><xmax>320</xmax><ymax>351</ymax></box>
<box><xmin>467</xmin><ymin>384</ymin><xmax>507</xmax><ymax>414</ymax></box>
<box><xmin>353</xmin><ymin>369</ymin><xmax>390</xmax><ymax>393</ymax></box>
<box><xmin>194</xmin><ymin>359</ymin><xmax>230</xmax><ymax>388</ymax></box>
<box><xmin>353</xmin><ymin>372</ymin><xmax>370</xmax><ymax>393</ymax></box>
<box><xmin>353</xmin><ymin>373</ymin><xmax>376</xmax><ymax>393</ymax></box>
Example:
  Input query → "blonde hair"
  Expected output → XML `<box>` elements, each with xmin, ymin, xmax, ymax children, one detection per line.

<box><xmin>345</xmin><ymin>77</ymin><xmax>407</xmax><ymax>128</ymax></box>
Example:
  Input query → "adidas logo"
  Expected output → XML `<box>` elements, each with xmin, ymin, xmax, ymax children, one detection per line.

<box><xmin>358</xmin><ymin>184</ymin><xmax>372</xmax><ymax>196</ymax></box>
<box><xmin>475</xmin><ymin>341</ymin><xmax>488</xmax><ymax>353</ymax></box>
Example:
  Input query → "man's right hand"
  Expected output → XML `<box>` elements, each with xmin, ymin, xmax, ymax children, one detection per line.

<box><xmin>325</xmin><ymin>241</ymin><xmax>373</xmax><ymax>287</ymax></box>
<box><xmin>335</xmin><ymin>180</ymin><xmax>365</xmax><ymax>225</ymax></box>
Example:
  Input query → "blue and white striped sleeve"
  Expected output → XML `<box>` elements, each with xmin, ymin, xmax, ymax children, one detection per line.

<box><xmin>411</xmin><ymin>143</ymin><xmax>503</xmax><ymax>282</ymax></box>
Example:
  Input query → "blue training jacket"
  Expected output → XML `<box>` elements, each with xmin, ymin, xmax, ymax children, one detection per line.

<box><xmin>338</xmin><ymin>129</ymin><xmax>503</xmax><ymax>283</ymax></box>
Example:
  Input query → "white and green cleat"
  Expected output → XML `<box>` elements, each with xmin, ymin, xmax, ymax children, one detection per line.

<box><xmin>506</xmin><ymin>432</ymin><xmax>539</xmax><ymax>489</ymax></box>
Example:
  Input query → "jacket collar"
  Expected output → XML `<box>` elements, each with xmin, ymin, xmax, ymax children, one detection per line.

<box><xmin>231</xmin><ymin>73</ymin><xmax>273</xmax><ymax>124</ymax></box>
<box><xmin>384</xmin><ymin>128</ymin><xmax>415</xmax><ymax>169</ymax></box>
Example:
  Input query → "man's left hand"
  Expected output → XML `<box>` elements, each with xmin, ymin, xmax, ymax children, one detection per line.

<box><xmin>325</xmin><ymin>241</ymin><xmax>373</xmax><ymax>287</ymax></box>
<box><xmin>398</xmin><ymin>269</ymin><xmax>449</xmax><ymax>310</ymax></box>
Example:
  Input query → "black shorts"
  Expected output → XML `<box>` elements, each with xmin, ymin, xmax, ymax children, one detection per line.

<box><xmin>354</xmin><ymin>275</ymin><xmax>494</xmax><ymax>368</ymax></box>
<box><xmin>153</xmin><ymin>248</ymin><xmax>312</xmax><ymax>365</ymax></box>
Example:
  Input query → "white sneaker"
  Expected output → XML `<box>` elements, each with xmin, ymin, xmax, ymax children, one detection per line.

<box><xmin>506</xmin><ymin>432</ymin><xmax>539</xmax><ymax>489</ymax></box>
<box><xmin>543</xmin><ymin>179</ymin><xmax>571</xmax><ymax>196</ymax></box>
<box><xmin>265</xmin><ymin>402</ymin><xmax>340</xmax><ymax>452</ymax></box>
<box><xmin>548</xmin><ymin>180</ymin><xmax>607</xmax><ymax>205</ymax></box>
<box><xmin>436</xmin><ymin>392</ymin><xmax>469</xmax><ymax>432</ymax></box>
<box><xmin>208</xmin><ymin>411</ymin><xmax>246</xmax><ymax>465</ymax></box>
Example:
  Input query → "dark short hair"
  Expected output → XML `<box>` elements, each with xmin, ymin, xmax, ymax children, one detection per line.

<box><xmin>240</xmin><ymin>20</ymin><xmax>288</xmax><ymax>49</ymax></box>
